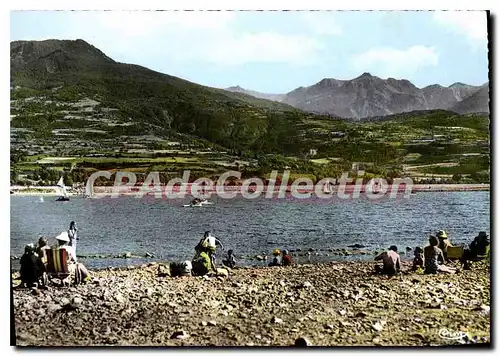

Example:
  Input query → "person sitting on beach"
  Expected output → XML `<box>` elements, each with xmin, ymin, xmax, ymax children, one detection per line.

<box><xmin>424</xmin><ymin>235</ymin><xmax>456</xmax><ymax>274</ymax></box>
<box><xmin>67</xmin><ymin>221</ymin><xmax>78</xmax><ymax>252</ymax></box>
<box><xmin>412</xmin><ymin>246</ymin><xmax>424</xmax><ymax>271</ymax></box>
<box><xmin>374</xmin><ymin>246</ymin><xmax>401</xmax><ymax>275</ymax></box>
<box><xmin>20</xmin><ymin>244</ymin><xmax>45</xmax><ymax>288</ymax></box>
<box><xmin>223</xmin><ymin>249</ymin><xmax>236</xmax><ymax>269</ymax></box>
<box><xmin>55</xmin><ymin>232</ymin><xmax>90</xmax><ymax>284</ymax></box>
<box><xmin>36</xmin><ymin>236</ymin><xmax>51</xmax><ymax>265</ymax></box>
<box><xmin>269</xmin><ymin>249</ymin><xmax>282</xmax><ymax>267</ymax></box>
<box><xmin>192</xmin><ymin>250</ymin><xmax>212</xmax><ymax>276</ymax></box>
<box><xmin>460</xmin><ymin>231</ymin><xmax>490</xmax><ymax>270</ymax></box>
<box><xmin>436</xmin><ymin>230</ymin><xmax>453</xmax><ymax>260</ymax></box>
<box><xmin>56</xmin><ymin>232</ymin><xmax>77</xmax><ymax>262</ymax></box>
<box><xmin>282</xmin><ymin>250</ymin><xmax>293</xmax><ymax>266</ymax></box>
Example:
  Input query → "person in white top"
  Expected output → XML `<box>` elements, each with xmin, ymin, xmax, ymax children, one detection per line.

<box><xmin>203</xmin><ymin>231</ymin><xmax>223</xmax><ymax>271</ymax></box>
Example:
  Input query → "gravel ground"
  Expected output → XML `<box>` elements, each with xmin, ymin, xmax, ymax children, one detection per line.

<box><xmin>12</xmin><ymin>260</ymin><xmax>490</xmax><ymax>347</ymax></box>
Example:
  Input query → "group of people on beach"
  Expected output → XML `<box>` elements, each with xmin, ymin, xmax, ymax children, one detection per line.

<box><xmin>170</xmin><ymin>231</ymin><xmax>296</xmax><ymax>277</ymax></box>
<box><xmin>269</xmin><ymin>249</ymin><xmax>294</xmax><ymax>267</ymax></box>
<box><xmin>17</xmin><ymin>221</ymin><xmax>90</xmax><ymax>289</ymax></box>
<box><xmin>17</xmin><ymin>221</ymin><xmax>489</xmax><ymax>286</ymax></box>
<box><xmin>374</xmin><ymin>230</ymin><xmax>490</xmax><ymax>276</ymax></box>
<box><xmin>169</xmin><ymin>231</ymin><xmax>228</xmax><ymax>277</ymax></box>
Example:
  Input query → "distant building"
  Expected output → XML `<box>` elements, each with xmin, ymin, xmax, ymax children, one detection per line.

<box><xmin>411</xmin><ymin>138</ymin><xmax>435</xmax><ymax>143</ymax></box>
<box><xmin>331</xmin><ymin>131</ymin><xmax>346</xmax><ymax>137</ymax></box>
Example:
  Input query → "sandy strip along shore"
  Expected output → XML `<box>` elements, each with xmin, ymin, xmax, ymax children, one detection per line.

<box><xmin>10</xmin><ymin>184</ymin><xmax>489</xmax><ymax>197</ymax></box>
<box><xmin>12</xmin><ymin>260</ymin><xmax>490</xmax><ymax>347</ymax></box>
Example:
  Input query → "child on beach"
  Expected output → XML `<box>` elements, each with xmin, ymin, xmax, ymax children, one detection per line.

<box><xmin>282</xmin><ymin>250</ymin><xmax>293</xmax><ymax>266</ymax></box>
<box><xmin>223</xmin><ymin>250</ymin><xmax>236</xmax><ymax>269</ymax></box>
<box><xmin>412</xmin><ymin>246</ymin><xmax>424</xmax><ymax>271</ymax></box>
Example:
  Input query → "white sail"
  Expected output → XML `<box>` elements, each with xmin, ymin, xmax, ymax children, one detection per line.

<box><xmin>323</xmin><ymin>182</ymin><xmax>333</xmax><ymax>194</ymax></box>
<box><xmin>56</xmin><ymin>177</ymin><xmax>68</xmax><ymax>197</ymax></box>
<box><xmin>85</xmin><ymin>177</ymin><xmax>94</xmax><ymax>198</ymax></box>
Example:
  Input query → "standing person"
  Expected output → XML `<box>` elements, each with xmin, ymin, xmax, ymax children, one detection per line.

<box><xmin>374</xmin><ymin>245</ymin><xmax>401</xmax><ymax>275</ymax></box>
<box><xmin>202</xmin><ymin>231</ymin><xmax>224</xmax><ymax>272</ymax></box>
<box><xmin>68</xmin><ymin>221</ymin><xmax>78</xmax><ymax>252</ymax></box>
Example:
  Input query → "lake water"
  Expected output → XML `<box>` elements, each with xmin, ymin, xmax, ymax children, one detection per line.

<box><xmin>10</xmin><ymin>192</ymin><xmax>490</xmax><ymax>269</ymax></box>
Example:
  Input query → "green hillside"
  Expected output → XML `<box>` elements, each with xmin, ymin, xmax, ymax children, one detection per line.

<box><xmin>10</xmin><ymin>40</ymin><xmax>490</xmax><ymax>186</ymax></box>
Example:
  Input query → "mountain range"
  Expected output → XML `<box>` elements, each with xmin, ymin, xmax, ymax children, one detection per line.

<box><xmin>226</xmin><ymin>74</ymin><xmax>489</xmax><ymax>119</ymax></box>
<box><xmin>10</xmin><ymin>39</ymin><xmax>490</xmax><ymax>181</ymax></box>
<box><xmin>10</xmin><ymin>39</ymin><xmax>328</xmax><ymax>156</ymax></box>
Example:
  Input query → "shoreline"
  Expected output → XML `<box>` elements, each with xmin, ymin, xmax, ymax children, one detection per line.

<box><xmin>13</xmin><ymin>260</ymin><xmax>490</xmax><ymax>346</ymax></box>
<box><xmin>10</xmin><ymin>183</ymin><xmax>489</xmax><ymax>197</ymax></box>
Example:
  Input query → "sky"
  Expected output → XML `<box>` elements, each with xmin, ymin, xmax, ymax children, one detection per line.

<box><xmin>10</xmin><ymin>10</ymin><xmax>489</xmax><ymax>93</ymax></box>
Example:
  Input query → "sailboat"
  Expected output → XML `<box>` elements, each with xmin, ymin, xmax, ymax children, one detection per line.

<box><xmin>55</xmin><ymin>177</ymin><xmax>70</xmax><ymax>201</ymax></box>
<box><xmin>84</xmin><ymin>177</ymin><xmax>93</xmax><ymax>198</ymax></box>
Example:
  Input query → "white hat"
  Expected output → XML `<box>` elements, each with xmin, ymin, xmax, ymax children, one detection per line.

<box><xmin>55</xmin><ymin>231</ymin><xmax>70</xmax><ymax>242</ymax></box>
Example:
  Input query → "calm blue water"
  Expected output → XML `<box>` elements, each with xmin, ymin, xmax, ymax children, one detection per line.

<box><xmin>10</xmin><ymin>192</ymin><xmax>490</xmax><ymax>269</ymax></box>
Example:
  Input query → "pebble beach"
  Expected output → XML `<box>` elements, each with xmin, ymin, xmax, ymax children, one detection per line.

<box><xmin>12</xmin><ymin>260</ymin><xmax>490</xmax><ymax>347</ymax></box>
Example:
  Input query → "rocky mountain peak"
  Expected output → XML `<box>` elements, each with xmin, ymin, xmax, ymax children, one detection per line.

<box><xmin>11</xmin><ymin>39</ymin><xmax>114</xmax><ymax>74</ymax></box>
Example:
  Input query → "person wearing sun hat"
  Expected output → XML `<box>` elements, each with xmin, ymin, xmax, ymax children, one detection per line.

<box><xmin>55</xmin><ymin>231</ymin><xmax>77</xmax><ymax>262</ymax></box>
<box><xmin>436</xmin><ymin>230</ymin><xmax>453</xmax><ymax>260</ymax></box>
<box><xmin>55</xmin><ymin>231</ymin><xmax>90</xmax><ymax>284</ymax></box>
<box><xmin>269</xmin><ymin>249</ymin><xmax>282</xmax><ymax>266</ymax></box>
